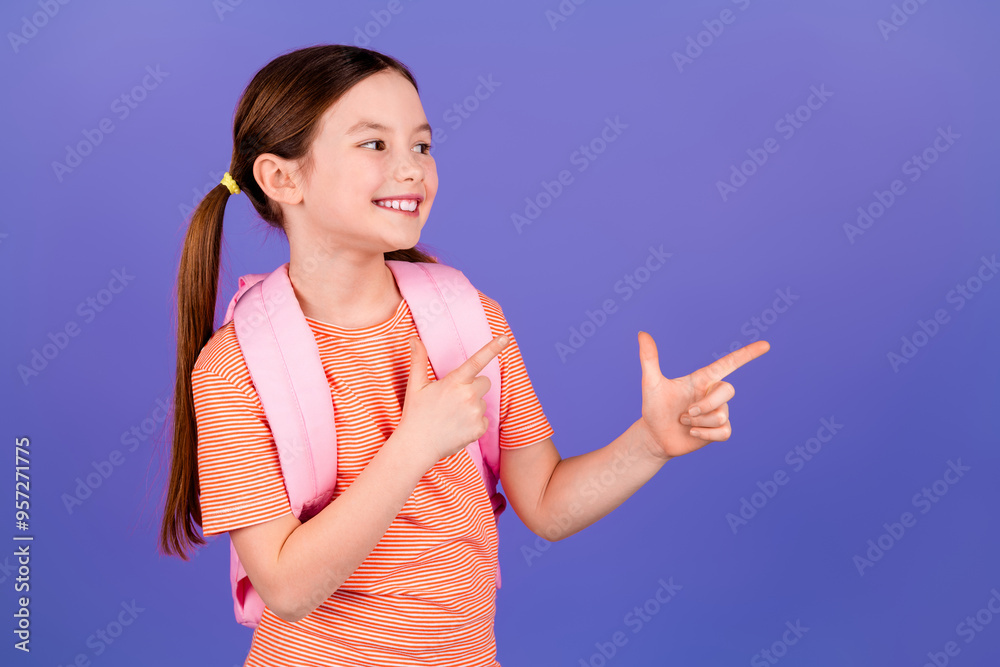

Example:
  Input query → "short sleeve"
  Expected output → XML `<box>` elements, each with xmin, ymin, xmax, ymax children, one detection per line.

<box><xmin>192</xmin><ymin>339</ymin><xmax>292</xmax><ymax>536</ymax></box>
<box><xmin>478</xmin><ymin>292</ymin><xmax>555</xmax><ymax>450</ymax></box>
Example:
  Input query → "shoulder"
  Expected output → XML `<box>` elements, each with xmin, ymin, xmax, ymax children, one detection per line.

<box><xmin>473</xmin><ymin>288</ymin><xmax>514</xmax><ymax>339</ymax></box>
<box><xmin>476</xmin><ymin>289</ymin><xmax>505</xmax><ymax>321</ymax></box>
<box><xmin>191</xmin><ymin>320</ymin><xmax>255</xmax><ymax>396</ymax></box>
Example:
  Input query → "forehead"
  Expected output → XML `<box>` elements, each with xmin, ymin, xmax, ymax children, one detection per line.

<box><xmin>318</xmin><ymin>70</ymin><xmax>427</xmax><ymax>135</ymax></box>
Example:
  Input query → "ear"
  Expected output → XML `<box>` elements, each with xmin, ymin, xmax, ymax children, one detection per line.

<box><xmin>253</xmin><ymin>153</ymin><xmax>305</xmax><ymax>206</ymax></box>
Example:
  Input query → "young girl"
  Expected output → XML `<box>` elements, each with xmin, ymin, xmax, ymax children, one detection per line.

<box><xmin>159</xmin><ymin>44</ymin><xmax>768</xmax><ymax>666</ymax></box>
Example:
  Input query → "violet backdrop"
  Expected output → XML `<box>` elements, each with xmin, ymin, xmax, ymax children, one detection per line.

<box><xmin>2</xmin><ymin>0</ymin><xmax>998</xmax><ymax>665</ymax></box>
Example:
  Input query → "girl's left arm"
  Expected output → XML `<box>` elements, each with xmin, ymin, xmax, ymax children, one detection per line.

<box><xmin>500</xmin><ymin>418</ymin><xmax>666</xmax><ymax>543</ymax></box>
<box><xmin>500</xmin><ymin>331</ymin><xmax>770</xmax><ymax>542</ymax></box>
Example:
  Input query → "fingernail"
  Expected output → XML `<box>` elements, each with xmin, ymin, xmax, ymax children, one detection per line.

<box><xmin>690</xmin><ymin>429</ymin><xmax>700</xmax><ymax>438</ymax></box>
<box><xmin>680</xmin><ymin>416</ymin><xmax>691</xmax><ymax>425</ymax></box>
<box><xmin>689</xmin><ymin>406</ymin><xmax>701</xmax><ymax>417</ymax></box>
<box><xmin>498</xmin><ymin>335</ymin><xmax>508</xmax><ymax>345</ymax></box>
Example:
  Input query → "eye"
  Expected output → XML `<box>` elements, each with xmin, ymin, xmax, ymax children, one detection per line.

<box><xmin>360</xmin><ymin>139</ymin><xmax>432</xmax><ymax>155</ymax></box>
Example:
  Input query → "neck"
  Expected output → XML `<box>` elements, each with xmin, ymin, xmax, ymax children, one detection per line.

<box><xmin>286</xmin><ymin>250</ymin><xmax>401</xmax><ymax>329</ymax></box>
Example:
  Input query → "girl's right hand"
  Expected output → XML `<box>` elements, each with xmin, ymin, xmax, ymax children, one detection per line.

<box><xmin>396</xmin><ymin>334</ymin><xmax>509</xmax><ymax>468</ymax></box>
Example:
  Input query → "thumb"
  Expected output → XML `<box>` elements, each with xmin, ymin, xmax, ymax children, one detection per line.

<box><xmin>638</xmin><ymin>331</ymin><xmax>662</xmax><ymax>386</ymax></box>
<box><xmin>406</xmin><ymin>336</ymin><xmax>431</xmax><ymax>394</ymax></box>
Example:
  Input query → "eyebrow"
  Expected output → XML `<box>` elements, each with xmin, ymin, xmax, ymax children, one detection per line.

<box><xmin>345</xmin><ymin>119</ymin><xmax>433</xmax><ymax>136</ymax></box>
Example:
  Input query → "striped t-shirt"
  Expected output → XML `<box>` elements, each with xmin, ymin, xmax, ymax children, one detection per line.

<box><xmin>193</xmin><ymin>283</ymin><xmax>554</xmax><ymax>666</ymax></box>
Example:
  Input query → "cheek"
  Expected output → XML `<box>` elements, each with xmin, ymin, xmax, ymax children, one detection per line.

<box><xmin>425</xmin><ymin>164</ymin><xmax>439</xmax><ymax>198</ymax></box>
<box><xmin>328</xmin><ymin>154</ymin><xmax>379</xmax><ymax>196</ymax></box>
<box><xmin>345</xmin><ymin>174</ymin><xmax>382</xmax><ymax>203</ymax></box>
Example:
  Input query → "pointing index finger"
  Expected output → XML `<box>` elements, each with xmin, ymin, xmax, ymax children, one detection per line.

<box><xmin>699</xmin><ymin>340</ymin><xmax>771</xmax><ymax>383</ymax></box>
<box><xmin>453</xmin><ymin>335</ymin><xmax>508</xmax><ymax>383</ymax></box>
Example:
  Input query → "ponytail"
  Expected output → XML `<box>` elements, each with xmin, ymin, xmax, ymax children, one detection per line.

<box><xmin>158</xmin><ymin>183</ymin><xmax>230</xmax><ymax>559</ymax></box>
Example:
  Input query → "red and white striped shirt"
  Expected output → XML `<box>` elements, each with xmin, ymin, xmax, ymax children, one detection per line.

<box><xmin>193</xmin><ymin>286</ymin><xmax>554</xmax><ymax>666</ymax></box>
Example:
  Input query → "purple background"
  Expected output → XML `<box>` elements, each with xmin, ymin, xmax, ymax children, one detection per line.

<box><xmin>3</xmin><ymin>0</ymin><xmax>999</xmax><ymax>665</ymax></box>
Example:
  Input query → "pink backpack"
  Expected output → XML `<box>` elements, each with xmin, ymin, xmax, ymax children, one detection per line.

<box><xmin>218</xmin><ymin>260</ymin><xmax>505</xmax><ymax>629</ymax></box>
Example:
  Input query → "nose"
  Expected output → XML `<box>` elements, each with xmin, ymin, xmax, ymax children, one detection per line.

<box><xmin>392</xmin><ymin>146</ymin><xmax>424</xmax><ymax>182</ymax></box>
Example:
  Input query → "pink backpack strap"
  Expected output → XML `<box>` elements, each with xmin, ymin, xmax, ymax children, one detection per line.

<box><xmin>386</xmin><ymin>261</ymin><xmax>503</xmax><ymax>503</ymax></box>
<box><xmin>231</xmin><ymin>263</ymin><xmax>339</xmax><ymax>515</ymax></box>
<box><xmin>386</xmin><ymin>260</ymin><xmax>505</xmax><ymax>589</ymax></box>
<box><xmin>223</xmin><ymin>272</ymin><xmax>270</xmax><ymax>325</ymax></box>
<box><xmin>227</xmin><ymin>263</ymin><xmax>339</xmax><ymax>628</ymax></box>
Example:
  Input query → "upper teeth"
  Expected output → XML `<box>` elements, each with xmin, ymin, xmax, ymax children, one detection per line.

<box><xmin>376</xmin><ymin>199</ymin><xmax>417</xmax><ymax>211</ymax></box>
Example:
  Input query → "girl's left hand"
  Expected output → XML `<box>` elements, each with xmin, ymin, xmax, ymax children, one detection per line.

<box><xmin>636</xmin><ymin>331</ymin><xmax>771</xmax><ymax>460</ymax></box>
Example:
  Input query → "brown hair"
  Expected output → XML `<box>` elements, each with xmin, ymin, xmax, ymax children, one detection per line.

<box><xmin>159</xmin><ymin>44</ymin><xmax>439</xmax><ymax>559</ymax></box>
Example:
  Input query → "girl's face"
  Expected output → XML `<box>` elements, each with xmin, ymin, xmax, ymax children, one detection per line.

<box><xmin>293</xmin><ymin>70</ymin><xmax>437</xmax><ymax>257</ymax></box>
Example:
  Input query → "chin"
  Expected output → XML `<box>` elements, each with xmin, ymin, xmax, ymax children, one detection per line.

<box><xmin>387</xmin><ymin>228</ymin><xmax>423</xmax><ymax>252</ymax></box>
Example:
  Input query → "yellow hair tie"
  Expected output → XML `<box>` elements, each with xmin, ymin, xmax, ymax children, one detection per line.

<box><xmin>220</xmin><ymin>171</ymin><xmax>240</xmax><ymax>195</ymax></box>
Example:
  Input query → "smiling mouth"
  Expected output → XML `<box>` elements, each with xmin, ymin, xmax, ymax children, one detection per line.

<box><xmin>372</xmin><ymin>199</ymin><xmax>420</xmax><ymax>216</ymax></box>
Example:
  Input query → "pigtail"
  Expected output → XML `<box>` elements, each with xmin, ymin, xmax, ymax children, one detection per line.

<box><xmin>158</xmin><ymin>183</ymin><xmax>231</xmax><ymax>559</ymax></box>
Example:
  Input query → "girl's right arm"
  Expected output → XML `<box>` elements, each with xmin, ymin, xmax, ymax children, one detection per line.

<box><xmin>230</xmin><ymin>429</ymin><xmax>430</xmax><ymax>623</ymax></box>
<box><xmin>230</xmin><ymin>334</ymin><xmax>508</xmax><ymax>623</ymax></box>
